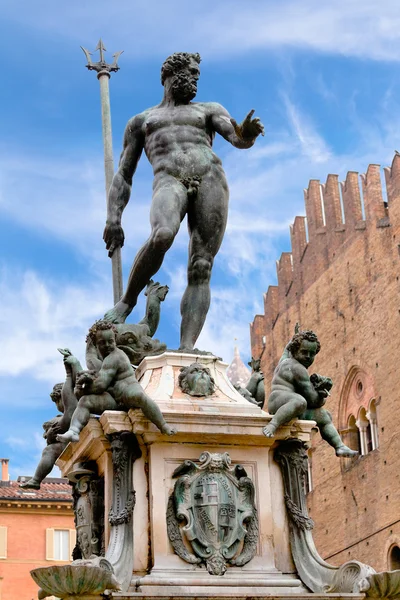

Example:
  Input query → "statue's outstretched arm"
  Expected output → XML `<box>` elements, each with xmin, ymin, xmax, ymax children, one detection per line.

<box><xmin>210</xmin><ymin>103</ymin><xmax>264</xmax><ymax>150</ymax></box>
<box><xmin>103</xmin><ymin>114</ymin><xmax>145</xmax><ymax>258</ymax></box>
<box><xmin>55</xmin><ymin>349</ymin><xmax>82</xmax><ymax>433</ymax></box>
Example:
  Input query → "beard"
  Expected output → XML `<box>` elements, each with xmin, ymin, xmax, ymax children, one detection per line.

<box><xmin>190</xmin><ymin>372</ymin><xmax>210</xmax><ymax>396</ymax></box>
<box><xmin>171</xmin><ymin>73</ymin><xmax>197</xmax><ymax>103</ymax></box>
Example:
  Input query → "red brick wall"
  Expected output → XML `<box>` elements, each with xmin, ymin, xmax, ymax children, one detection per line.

<box><xmin>0</xmin><ymin>508</ymin><xmax>74</xmax><ymax>600</ymax></box>
<box><xmin>251</xmin><ymin>153</ymin><xmax>400</xmax><ymax>572</ymax></box>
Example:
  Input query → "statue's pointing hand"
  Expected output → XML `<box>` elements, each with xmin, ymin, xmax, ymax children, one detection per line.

<box><xmin>103</xmin><ymin>222</ymin><xmax>125</xmax><ymax>257</ymax></box>
<box><xmin>231</xmin><ymin>109</ymin><xmax>265</xmax><ymax>141</ymax></box>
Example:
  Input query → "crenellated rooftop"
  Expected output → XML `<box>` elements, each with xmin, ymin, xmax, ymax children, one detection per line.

<box><xmin>251</xmin><ymin>152</ymin><xmax>400</xmax><ymax>343</ymax></box>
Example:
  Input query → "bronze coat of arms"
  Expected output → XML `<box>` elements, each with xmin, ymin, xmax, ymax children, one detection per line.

<box><xmin>166</xmin><ymin>452</ymin><xmax>258</xmax><ymax>575</ymax></box>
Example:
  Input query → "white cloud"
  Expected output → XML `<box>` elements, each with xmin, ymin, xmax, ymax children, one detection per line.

<box><xmin>6</xmin><ymin>431</ymin><xmax>62</xmax><ymax>479</ymax></box>
<box><xmin>197</xmin><ymin>284</ymin><xmax>262</xmax><ymax>362</ymax></box>
<box><xmin>0</xmin><ymin>266</ymin><xmax>111</xmax><ymax>383</ymax></box>
<box><xmin>2</xmin><ymin>0</ymin><xmax>400</xmax><ymax>62</ymax></box>
<box><xmin>0</xmin><ymin>149</ymin><xmax>153</xmax><ymax>262</ymax></box>
<box><xmin>282</xmin><ymin>95</ymin><xmax>332</xmax><ymax>163</ymax></box>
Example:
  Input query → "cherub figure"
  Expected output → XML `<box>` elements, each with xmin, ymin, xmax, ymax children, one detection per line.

<box><xmin>20</xmin><ymin>349</ymin><xmax>82</xmax><ymax>489</ymax></box>
<box><xmin>57</xmin><ymin>321</ymin><xmax>176</xmax><ymax>443</ymax></box>
<box><xmin>233</xmin><ymin>357</ymin><xmax>265</xmax><ymax>408</ymax></box>
<box><xmin>263</xmin><ymin>326</ymin><xmax>358</xmax><ymax>457</ymax></box>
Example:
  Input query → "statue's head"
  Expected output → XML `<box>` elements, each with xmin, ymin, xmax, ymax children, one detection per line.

<box><xmin>87</xmin><ymin>320</ymin><xmax>117</xmax><ymax>359</ymax></box>
<box><xmin>161</xmin><ymin>52</ymin><xmax>201</xmax><ymax>103</ymax></box>
<box><xmin>50</xmin><ymin>383</ymin><xmax>64</xmax><ymax>413</ymax></box>
<box><xmin>178</xmin><ymin>362</ymin><xmax>216</xmax><ymax>397</ymax></box>
<box><xmin>287</xmin><ymin>330</ymin><xmax>320</xmax><ymax>368</ymax></box>
<box><xmin>248</xmin><ymin>357</ymin><xmax>261</xmax><ymax>372</ymax></box>
<box><xmin>145</xmin><ymin>279</ymin><xmax>169</xmax><ymax>302</ymax></box>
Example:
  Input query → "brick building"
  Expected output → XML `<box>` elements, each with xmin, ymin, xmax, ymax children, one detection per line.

<box><xmin>0</xmin><ymin>458</ymin><xmax>75</xmax><ymax>600</ymax></box>
<box><xmin>250</xmin><ymin>153</ymin><xmax>400</xmax><ymax>572</ymax></box>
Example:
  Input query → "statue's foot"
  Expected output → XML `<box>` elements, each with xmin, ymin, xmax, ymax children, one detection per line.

<box><xmin>262</xmin><ymin>423</ymin><xmax>277</xmax><ymax>438</ymax></box>
<box><xmin>20</xmin><ymin>478</ymin><xmax>40</xmax><ymax>490</ymax></box>
<box><xmin>336</xmin><ymin>445</ymin><xmax>358</xmax><ymax>458</ymax></box>
<box><xmin>104</xmin><ymin>301</ymin><xmax>131</xmax><ymax>324</ymax></box>
<box><xmin>161</xmin><ymin>424</ymin><xmax>177</xmax><ymax>436</ymax></box>
<box><xmin>57</xmin><ymin>430</ymin><xmax>80</xmax><ymax>443</ymax></box>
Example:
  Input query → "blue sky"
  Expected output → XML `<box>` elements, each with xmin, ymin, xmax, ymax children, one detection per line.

<box><xmin>1</xmin><ymin>0</ymin><xmax>400</xmax><ymax>478</ymax></box>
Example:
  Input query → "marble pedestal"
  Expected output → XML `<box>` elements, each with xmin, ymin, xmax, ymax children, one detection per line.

<box><xmin>56</xmin><ymin>352</ymin><xmax>363</xmax><ymax>600</ymax></box>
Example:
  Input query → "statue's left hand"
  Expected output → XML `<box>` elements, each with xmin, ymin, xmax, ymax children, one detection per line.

<box><xmin>231</xmin><ymin>109</ymin><xmax>265</xmax><ymax>141</ymax></box>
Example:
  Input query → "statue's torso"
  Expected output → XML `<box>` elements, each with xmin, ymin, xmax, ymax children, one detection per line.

<box><xmin>142</xmin><ymin>103</ymin><xmax>224</xmax><ymax>179</ymax></box>
<box><xmin>271</xmin><ymin>358</ymin><xmax>299</xmax><ymax>393</ymax></box>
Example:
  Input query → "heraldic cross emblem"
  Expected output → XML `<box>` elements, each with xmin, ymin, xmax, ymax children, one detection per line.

<box><xmin>166</xmin><ymin>452</ymin><xmax>259</xmax><ymax>576</ymax></box>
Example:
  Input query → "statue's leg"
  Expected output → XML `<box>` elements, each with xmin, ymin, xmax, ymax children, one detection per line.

<box><xmin>104</xmin><ymin>175</ymin><xmax>188</xmax><ymax>323</ymax></box>
<box><xmin>263</xmin><ymin>392</ymin><xmax>307</xmax><ymax>437</ymax></box>
<box><xmin>179</xmin><ymin>169</ymin><xmax>229</xmax><ymax>351</ymax></box>
<box><xmin>125</xmin><ymin>383</ymin><xmax>177</xmax><ymax>436</ymax></box>
<box><xmin>20</xmin><ymin>443</ymin><xmax>65</xmax><ymax>489</ymax></box>
<box><xmin>57</xmin><ymin>393</ymin><xmax>117</xmax><ymax>443</ymax></box>
<box><xmin>311</xmin><ymin>408</ymin><xmax>358</xmax><ymax>457</ymax></box>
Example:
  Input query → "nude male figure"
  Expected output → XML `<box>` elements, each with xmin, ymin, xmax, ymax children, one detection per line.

<box><xmin>263</xmin><ymin>328</ymin><xmax>358</xmax><ymax>458</ymax></box>
<box><xmin>103</xmin><ymin>52</ymin><xmax>264</xmax><ymax>350</ymax></box>
<box><xmin>57</xmin><ymin>321</ymin><xmax>176</xmax><ymax>443</ymax></box>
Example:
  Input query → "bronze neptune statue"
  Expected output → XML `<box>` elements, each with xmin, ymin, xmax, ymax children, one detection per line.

<box><xmin>103</xmin><ymin>52</ymin><xmax>264</xmax><ymax>351</ymax></box>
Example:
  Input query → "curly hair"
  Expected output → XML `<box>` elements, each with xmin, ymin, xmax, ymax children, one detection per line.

<box><xmin>50</xmin><ymin>383</ymin><xmax>63</xmax><ymax>402</ymax></box>
<box><xmin>161</xmin><ymin>52</ymin><xmax>201</xmax><ymax>85</ymax></box>
<box><xmin>287</xmin><ymin>330</ymin><xmax>321</xmax><ymax>355</ymax></box>
<box><xmin>86</xmin><ymin>320</ymin><xmax>117</xmax><ymax>345</ymax></box>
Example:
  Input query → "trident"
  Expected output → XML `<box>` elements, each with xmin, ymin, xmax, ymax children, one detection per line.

<box><xmin>81</xmin><ymin>39</ymin><xmax>124</xmax><ymax>304</ymax></box>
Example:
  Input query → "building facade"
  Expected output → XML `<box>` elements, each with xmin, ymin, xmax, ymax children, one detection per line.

<box><xmin>0</xmin><ymin>459</ymin><xmax>75</xmax><ymax>600</ymax></box>
<box><xmin>251</xmin><ymin>153</ymin><xmax>400</xmax><ymax>572</ymax></box>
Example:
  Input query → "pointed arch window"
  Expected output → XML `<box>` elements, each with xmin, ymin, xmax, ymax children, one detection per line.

<box><xmin>389</xmin><ymin>545</ymin><xmax>400</xmax><ymax>571</ymax></box>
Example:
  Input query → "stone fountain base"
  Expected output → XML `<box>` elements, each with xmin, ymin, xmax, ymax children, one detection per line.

<box><xmin>39</xmin><ymin>352</ymin><xmax>398</xmax><ymax>600</ymax></box>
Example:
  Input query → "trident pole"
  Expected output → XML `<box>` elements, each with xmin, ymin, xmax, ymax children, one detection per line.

<box><xmin>81</xmin><ymin>39</ymin><xmax>124</xmax><ymax>304</ymax></box>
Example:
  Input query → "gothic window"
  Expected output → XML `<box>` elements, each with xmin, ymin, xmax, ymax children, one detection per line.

<box><xmin>389</xmin><ymin>545</ymin><xmax>400</xmax><ymax>570</ymax></box>
<box><xmin>339</xmin><ymin>367</ymin><xmax>378</xmax><ymax>461</ymax></box>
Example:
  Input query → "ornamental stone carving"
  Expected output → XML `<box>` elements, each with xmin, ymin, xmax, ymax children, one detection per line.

<box><xmin>178</xmin><ymin>363</ymin><xmax>216</xmax><ymax>397</ymax></box>
<box><xmin>166</xmin><ymin>451</ymin><xmax>258</xmax><ymax>575</ymax></box>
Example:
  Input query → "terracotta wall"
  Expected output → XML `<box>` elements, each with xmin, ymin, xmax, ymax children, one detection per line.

<box><xmin>251</xmin><ymin>153</ymin><xmax>400</xmax><ymax>572</ymax></box>
<box><xmin>0</xmin><ymin>508</ymin><xmax>74</xmax><ymax>600</ymax></box>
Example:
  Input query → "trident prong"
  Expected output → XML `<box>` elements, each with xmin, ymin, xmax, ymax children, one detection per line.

<box><xmin>95</xmin><ymin>38</ymin><xmax>106</xmax><ymax>64</ymax></box>
<box><xmin>80</xmin><ymin>46</ymin><xmax>94</xmax><ymax>68</ymax></box>
<box><xmin>112</xmin><ymin>50</ymin><xmax>124</xmax><ymax>69</ymax></box>
<box><xmin>81</xmin><ymin>39</ymin><xmax>123</xmax><ymax>75</ymax></box>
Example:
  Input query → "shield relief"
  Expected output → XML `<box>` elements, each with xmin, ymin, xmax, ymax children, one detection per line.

<box><xmin>166</xmin><ymin>452</ymin><xmax>258</xmax><ymax>576</ymax></box>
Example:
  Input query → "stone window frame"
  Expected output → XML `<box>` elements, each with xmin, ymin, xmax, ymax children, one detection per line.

<box><xmin>0</xmin><ymin>527</ymin><xmax>6</xmax><ymax>559</ymax></box>
<box><xmin>339</xmin><ymin>366</ymin><xmax>379</xmax><ymax>470</ymax></box>
<box><xmin>46</xmin><ymin>528</ymin><xmax>76</xmax><ymax>562</ymax></box>
<box><xmin>355</xmin><ymin>399</ymin><xmax>379</xmax><ymax>456</ymax></box>
<box><xmin>385</xmin><ymin>535</ymin><xmax>400</xmax><ymax>571</ymax></box>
